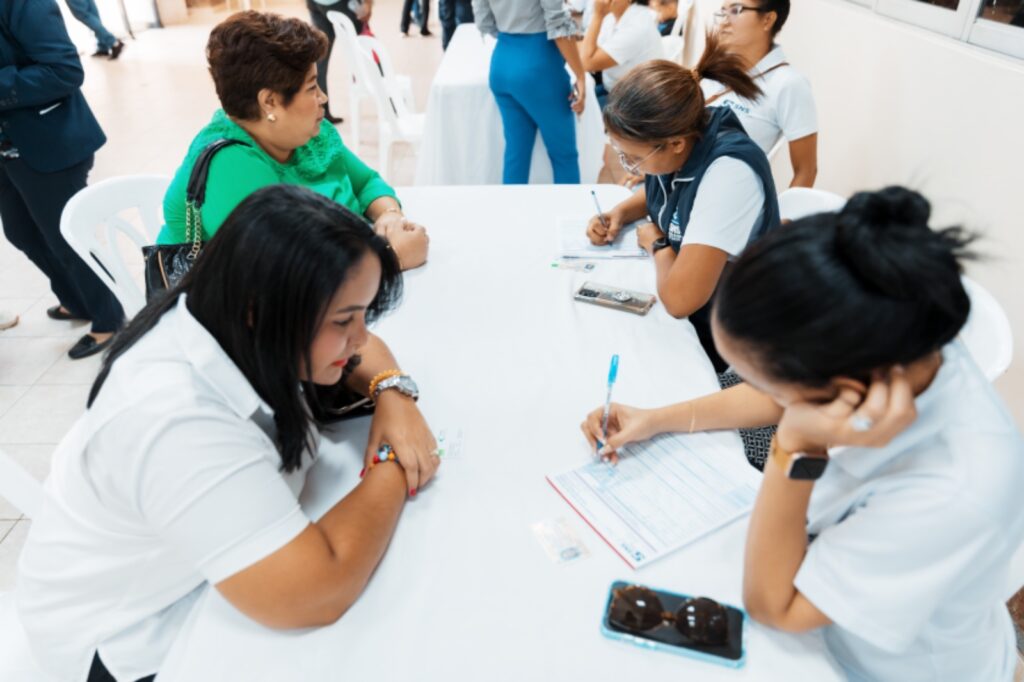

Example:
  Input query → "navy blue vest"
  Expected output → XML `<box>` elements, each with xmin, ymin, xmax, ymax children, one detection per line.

<box><xmin>644</xmin><ymin>107</ymin><xmax>780</xmax><ymax>253</ymax></box>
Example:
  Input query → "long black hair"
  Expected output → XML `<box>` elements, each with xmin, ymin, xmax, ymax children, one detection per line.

<box><xmin>89</xmin><ymin>184</ymin><xmax>403</xmax><ymax>472</ymax></box>
<box><xmin>714</xmin><ymin>186</ymin><xmax>975</xmax><ymax>387</ymax></box>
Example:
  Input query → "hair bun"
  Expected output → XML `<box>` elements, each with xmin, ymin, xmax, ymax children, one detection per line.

<box><xmin>844</xmin><ymin>186</ymin><xmax>931</xmax><ymax>231</ymax></box>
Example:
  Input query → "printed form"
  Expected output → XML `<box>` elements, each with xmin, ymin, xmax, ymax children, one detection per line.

<box><xmin>547</xmin><ymin>432</ymin><xmax>761</xmax><ymax>569</ymax></box>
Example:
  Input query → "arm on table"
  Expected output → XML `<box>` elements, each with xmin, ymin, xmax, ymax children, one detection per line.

<box><xmin>651</xmin><ymin>241</ymin><xmax>729</xmax><ymax>319</ymax></box>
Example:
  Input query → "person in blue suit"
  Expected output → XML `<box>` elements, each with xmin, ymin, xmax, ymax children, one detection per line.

<box><xmin>0</xmin><ymin>0</ymin><xmax>124</xmax><ymax>359</ymax></box>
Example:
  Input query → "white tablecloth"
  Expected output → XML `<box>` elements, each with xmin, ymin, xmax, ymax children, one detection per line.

<box><xmin>415</xmin><ymin>24</ymin><xmax>606</xmax><ymax>185</ymax></box>
<box><xmin>154</xmin><ymin>186</ymin><xmax>843</xmax><ymax>682</ymax></box>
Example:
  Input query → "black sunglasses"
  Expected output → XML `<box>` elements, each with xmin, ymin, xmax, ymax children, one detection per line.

<box><xmin>608</xmin><ymin>585</ymin><xmax>730</xmax><ymax>645</ymax></box>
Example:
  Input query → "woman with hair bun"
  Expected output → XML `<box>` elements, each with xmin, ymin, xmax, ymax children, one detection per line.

<box><xmin>586</xmin><ymin>35</ymin><xmax>780</xmax><ymax>371</ymax></box>
<box><xmin>583</xmin><ymin>186</ymin><xmax>1024</xmax><ymax>682</ymax></box>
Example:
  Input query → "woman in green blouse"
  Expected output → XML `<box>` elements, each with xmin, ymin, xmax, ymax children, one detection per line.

<box><xmin>158</xmin><ymin>11</ymin><xmax>428</xmax><ymax>270</ymax></box>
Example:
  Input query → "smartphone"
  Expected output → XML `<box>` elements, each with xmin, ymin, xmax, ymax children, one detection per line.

<box><xmin>600</xmin><ymin>581</ymin><xmax>747</xmax><ymax>668</ymax></box>
<box><xmin>574</xmin><ymin>282</ymin><xmax>655</xmax><ymax>316</ymax></box>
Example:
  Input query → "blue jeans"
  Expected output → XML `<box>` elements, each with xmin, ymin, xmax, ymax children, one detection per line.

<box><xmin>439</xmin><ymin>0</ymin><xmax>473</xmax><ymax>49</ymax></box>
<box><xmin>489</xmin><ymin>32</ymin><xmax>580</xmax><ymax>184</ymax></box>
<box><xmin>64</xmin><ymin>0</ymin><xmax>117</xmax><ymax>51</ymax></box>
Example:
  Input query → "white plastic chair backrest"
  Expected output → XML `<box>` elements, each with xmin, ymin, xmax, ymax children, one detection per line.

<box><xmin>355</xmin><ymin>35</ymin><xmax>412</xmax><ymax>124</ymax></box>
<box><xmin>0</xmin><ymin>446</ymin><xmax>42</xmax><ymax>519</ymax></box>
<box><xmin>777</xmin><ymin>187</ymin><xmax>846</xmax><ymax>222</ymax></box>
<box><xmin>662</xmin><ymin>35</ymin><xmax>683</xmax><ymax>63</ymax></box>
<box><xmin>325</xmin><ymin>11</ymin><xmax>365</xmax><ymax>90</ymax></box>
<box><xmin>59</xmin><ymin>175</ymin><xmax>170</xmax><ymax>320</ymax></box>
<box><xmin>669</xmin><ymin>0</ymin><xmax>693</xmax><ymax>36</ymax></box>
<box><xmin>960</xmin><ymin>276</ymin><xmax>1013</xmax><ymax>382</ymax></box>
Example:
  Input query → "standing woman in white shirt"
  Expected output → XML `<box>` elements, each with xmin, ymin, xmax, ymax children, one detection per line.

<box><xmin>586</xmin><ymin>37</ymin><xmax>779</xmax><ymax>372</ymax></box>
<box><xmin>15</xmin><ymin>185</ymin><xmax>440</xmax><ymax>682</ymax></box>
<box><xmin>584</xmin><ymin>187</ymin><xmax>1024</xmax><ymax>682</ymax></box>
<box><xmin>578</xmin><ymin>0</ymin><xmax>662</xmax><ymax>109</ymax></box>
<box><xmin>705</xmin><ymin>0</ymin><xmax>818</xmax><ymax>187</ymax></box>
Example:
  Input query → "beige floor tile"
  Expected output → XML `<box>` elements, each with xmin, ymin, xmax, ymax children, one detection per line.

<box><xmin>34</xmin><ymin>351</ymin><xmax>105</xmax><ymax>387</ymax></box>
<box><xmin>0</xmin><ymin>299</ymin><xmax>91</xmax><ymax>339</ymax></box>
<box><xmin>0</xmin><ymin>444</ymin><xmax>54</xmax><ymax>520</ymax></box>
<box><xmin>0</xmin><ymin>338</ymin><xmax>72</xmax><ymax>386</ymax></box>
<box><xmin>0</xmin><ymin>385</ymin><xmax>30</xmax><ymax>418</ymax></box>
<box><xmin>0</xmin><ymin>520</ymin><xmax>30</xmax><ymax>592</ymax></box>
<box><xmin>0</xmin><ymin>405</ymin><xmax>82</xmax><ymax>445</ymax></box>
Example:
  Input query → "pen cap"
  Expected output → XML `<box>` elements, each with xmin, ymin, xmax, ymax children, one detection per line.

<box><xmin>607</xmin><ymin>354</ymin><xmax>619</xmax><ymax>385</ymax></box>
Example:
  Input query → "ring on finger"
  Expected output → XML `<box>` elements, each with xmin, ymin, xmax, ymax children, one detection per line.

<box><xmin>850</xmin><ymin>413</ymin><xmax>874</xmax><ymax>432</ymax></box>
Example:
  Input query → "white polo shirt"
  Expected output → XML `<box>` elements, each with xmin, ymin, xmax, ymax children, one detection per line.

<box><xmin>15</xmin><ymin>296</ymin><xmax>314</xmax><ymax>681</ymax></box>
<box><xmin>794</xmin><ymin>341</ymin><xmax>1024</xmax><ymax>682</ymax></box>
<box><xmin>597</xmin><ymin>4</ymin><xmax>662</xmax><ymax>90</ymax></box>
<box><xmin>700</xmin><ymin>45</ymin><xmax>817</xmax><ymax>153</ymax></box>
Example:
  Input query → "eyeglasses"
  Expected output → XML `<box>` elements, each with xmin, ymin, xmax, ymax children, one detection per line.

<box><xmin>610</xmin><ymin>142</ymin><xmax>663</xmax><ymax>176</ymax></box>
<box><xmin>713</xmin><ymin>4</ymin><xmax>764</xmax><ymax>20</ymax></box>
<box><xmin>608</xmin><ymin>585</ymin><xmax>730</xmax><ymax>645</ymax></box>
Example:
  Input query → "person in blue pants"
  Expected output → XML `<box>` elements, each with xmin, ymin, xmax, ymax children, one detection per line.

<box><xmin>64</xmin><ymin>0</ymin><xmax>124</xmax><ymax>59</ymax></box>
<box><xmin>474</xmin><ymin>0</ymin><xmax>586</xmax><ymax>184</ymax></box>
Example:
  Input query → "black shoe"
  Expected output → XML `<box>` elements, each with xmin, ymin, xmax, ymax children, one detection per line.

<box><xmin>91</xmin><ymin>48</ymin><xmax>110</xmax><ymax>57</ymax></box>
<box><xmin>47</xmin><ymin>305</ymin><xmax>89</xmax><ymax>322</ymax></box>
<box><xmin>68</xmin><ymin>333</ymin><xmax>114</xmax><ymax>360</ymax></box>
<box><xmin>420</xmin><ymin>28</ymin><xmax>433</xmax><ymax>36</ymax></box>
<box><xmin>108</xmin><ymin>40</ymin><xmax>125</xmax><ymax>60</ymax></box>
<box><xmin>325</xmin><ymin>112</ymin><xmax>344</xmax><ymax>125</ymax></box>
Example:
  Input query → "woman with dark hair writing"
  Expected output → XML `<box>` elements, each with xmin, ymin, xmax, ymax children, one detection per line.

<box><xmin>16</xmin><ymin>186</ymin><xmax>439</xmax><ymax>682</ymax></box>
<box><xmin>584</xmin><ymin>187</ymin><xmax>1024</xmax><ymax>682</ymax></box>
<box><xmin>586</xmin><ymin>36</ymin><xmax>779</xmax><ymax>372</ymax></box>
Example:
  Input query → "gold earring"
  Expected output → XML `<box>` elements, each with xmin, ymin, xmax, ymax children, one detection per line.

<box><xmin>267</xmin><ymin>113</ymin><xmax>277</xmax><ymax>122</ymax></box>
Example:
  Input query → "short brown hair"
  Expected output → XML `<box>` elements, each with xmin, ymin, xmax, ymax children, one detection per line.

<box><xmin>603</xmin><ymin>32</ymin><xmax>762</xmax><ymax>142</ymax></box>
<box><xmin>207</xmin><ymin>11</ymin><xmax>328</xmax><ymax>120</ymax></box>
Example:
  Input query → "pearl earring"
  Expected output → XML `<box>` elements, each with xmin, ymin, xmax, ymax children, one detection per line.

<box><xmin>267</xmin><ymin>113</ymin><xmax>277</xmax><ymax>122</ymax></box>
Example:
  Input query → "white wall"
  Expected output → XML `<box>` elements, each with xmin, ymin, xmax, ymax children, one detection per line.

<box><xmin>695</xmin><ymin>0</ymin><xmax>1024</xmax><ymax>426</ymax></box>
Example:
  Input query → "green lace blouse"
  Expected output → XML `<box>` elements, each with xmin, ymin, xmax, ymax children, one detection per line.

<box><xmin>157</xmin><ymin>110</ymin><xmax>397</xmax><ymax>244</ymax></box>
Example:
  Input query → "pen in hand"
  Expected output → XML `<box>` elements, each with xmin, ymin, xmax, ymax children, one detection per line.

<box><xmin>591</xmin><ymin>190</ymin><xmax>609</xmax><ymax>229</ymax></box>
<box><xmin>599</xmin><ymin>354</ymin><xmax>619</xmax><ymax>463</ymax></box>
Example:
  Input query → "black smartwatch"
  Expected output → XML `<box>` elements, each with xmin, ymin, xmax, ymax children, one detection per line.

<box><xmin>650</xmin><ymin>236</ymin><xmax>672</xmax><ymax>254</ymax></box>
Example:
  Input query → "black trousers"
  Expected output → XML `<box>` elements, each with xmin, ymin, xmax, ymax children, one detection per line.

<box><xmin>0</xmin><ymin>156</ymin><xmax>124</xmax><ymax>333</ymax></box>
<box><xmin>306</xmin><ymin>0</ymin><xmax>363</xmax><ymax>114</ymax></box>
<box><xmin>400</xmin><ymin>0</ymin><xmax>430</xmax><ymax>32</ymax></box>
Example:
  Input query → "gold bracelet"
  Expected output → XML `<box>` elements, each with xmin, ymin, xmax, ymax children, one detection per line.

<box><xmin>367</xmin><ymin>369</ymin><xmax>403</xmax><ymax>400</ymax></box>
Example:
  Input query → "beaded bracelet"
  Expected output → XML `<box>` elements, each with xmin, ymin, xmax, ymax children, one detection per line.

<box><xmin>367</xmin><ymin>443</ymin><xmax>401</xmax><ymax>472</ymax></box>
<box><xmin>367</xmin><ymin>369</ymin><xmax>403</xmax><ymax>400</ymax></box>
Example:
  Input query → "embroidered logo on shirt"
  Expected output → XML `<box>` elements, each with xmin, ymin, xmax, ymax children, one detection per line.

<box><xmin>668</xmin><ymin>213</ymin><xmax>682</xmax><ymax>242</ymax></box>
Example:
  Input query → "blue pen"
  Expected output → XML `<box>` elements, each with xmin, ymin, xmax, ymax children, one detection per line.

<box><xmin>598</xmin><ymin>354</ymin><xmax>619</xmax><ymax>454</ymax></box>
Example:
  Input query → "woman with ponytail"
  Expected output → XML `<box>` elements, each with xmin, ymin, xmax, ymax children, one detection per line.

<box><xmin>586</xmin><ymin>35</ymin><xmax>780</xmax><ymax>371</ymax></box>
<box><xmin>583</xmin><ymin>187</ymin><xmax>1024</xmax><ymax>682</ymax></box>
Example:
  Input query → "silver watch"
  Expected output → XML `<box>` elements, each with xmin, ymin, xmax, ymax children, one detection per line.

<box><xmin>373</xmin><ymin>373</ymin><xmax>419</xmax><ymax>402</ymax></box>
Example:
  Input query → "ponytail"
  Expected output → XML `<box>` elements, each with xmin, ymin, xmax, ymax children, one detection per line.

<box><xmin>714</xmin><ymin>187</ymin><xmax>976</xmax><ymax>387</ymax></box>
<box><xmin>603</xmin><ymin>32</ymin><xmax>761</xmax><ymax>142</ymax></box>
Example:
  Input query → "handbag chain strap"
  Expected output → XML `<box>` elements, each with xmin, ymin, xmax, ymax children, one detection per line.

<box><xmin>183</xmin><ymin>138</ymin><xmax>248</xmax><ymax>260</ymax></box>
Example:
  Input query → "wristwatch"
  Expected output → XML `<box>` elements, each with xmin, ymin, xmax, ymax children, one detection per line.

<box><xmin>650</xmin><ymin>236</ymin><xmax>672</xmax><ymax>254</ymax></box>
<box><xmin>372</xmin><ymin>373</ymin><xmax>419</xmax><ymax>402</ymax></box>
<box><xmin>770</xmin><ymin>437</ymin><xmax>828</xmax><ymax>481</ymax></box>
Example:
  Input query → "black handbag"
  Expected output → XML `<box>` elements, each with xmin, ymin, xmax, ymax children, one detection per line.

<box><xmin>142</xmin><ymin>138</ymin><xmax>248</xmax><ymax>300</ymax></box>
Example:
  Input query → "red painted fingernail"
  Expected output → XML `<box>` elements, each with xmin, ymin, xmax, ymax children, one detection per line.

<box><xmin>359</xmin><ymin>467</ymin><xmax>365</xmax><ymax>478</ymax></box>
<box><xmin>410</xmin><ymin>488</ymin><xmax>417</xmax><ymax>497</ymax></box>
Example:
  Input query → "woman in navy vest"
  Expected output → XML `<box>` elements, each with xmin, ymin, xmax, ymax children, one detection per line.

<box><xmin>586</xmin><ymin>34</ymin><xmax>779</xmax><ymax>372</ymax></box>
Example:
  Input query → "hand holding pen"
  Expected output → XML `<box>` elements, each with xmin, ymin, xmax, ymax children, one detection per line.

<box><xmin>586</xmin><ymin>191</ymin><xmax>625</xmax><ymax>246</ymax></box>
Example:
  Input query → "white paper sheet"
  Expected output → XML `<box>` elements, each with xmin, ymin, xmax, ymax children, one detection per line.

<box><xmin>547</xmin><ymin>432</ymin><xmax>762</xmax><ymax>569</ymax></box>
<box><xmin>558</xmin><ymin>219</ymin><xmax>648</xmax><ymax>259</ymax></box>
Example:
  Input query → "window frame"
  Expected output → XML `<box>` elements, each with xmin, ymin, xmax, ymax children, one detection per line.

<box><xmin>855</xmin><ymin>0</ymin><xmax>1024</xmax><ymax>60</ymax></box>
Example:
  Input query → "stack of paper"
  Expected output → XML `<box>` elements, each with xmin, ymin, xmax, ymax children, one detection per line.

<box><xmin>559</xmin><ymin>219</ymin><xmax>648</xmax><ymax>259</ymax></box>
<box><xmin>547</xmin><ymin>432</ymin><xmax>761</xmax><ymax>569</ymax></box>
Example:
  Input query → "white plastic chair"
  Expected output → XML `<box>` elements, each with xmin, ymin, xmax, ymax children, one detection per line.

<box><xmin>960</xmin><ymin>276</ymin><xmax>1013</xmax><ymax>382</ymax></box>
<box><xmin>661</xmin><ymin>35</ymin><xmax>683</xmax><ymax>63</ymax></box>
<box><xmin>326</xmin><ymin>11</ymin><xmax>415</xmax><ymax>152</ymax></box>
<box><xmin>59</xmin><ymin>175</ymin><xmax>170</xmax><ymax>320</ymax></box>
<box><xmin>777</xmin><ymin>187</ymin><xmax>846</xmax><ymax>222</ymax></box>
<box><xmin>354</xmin><ymin>35</ymin><xmax>425</xmax><ymax>181</ymax></box>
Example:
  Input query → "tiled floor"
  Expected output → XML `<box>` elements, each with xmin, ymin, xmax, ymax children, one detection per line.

<box><xmin>0</xmin><ymin>0</ymin><xmax>442</xmax><ymax>590</ymax></box>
